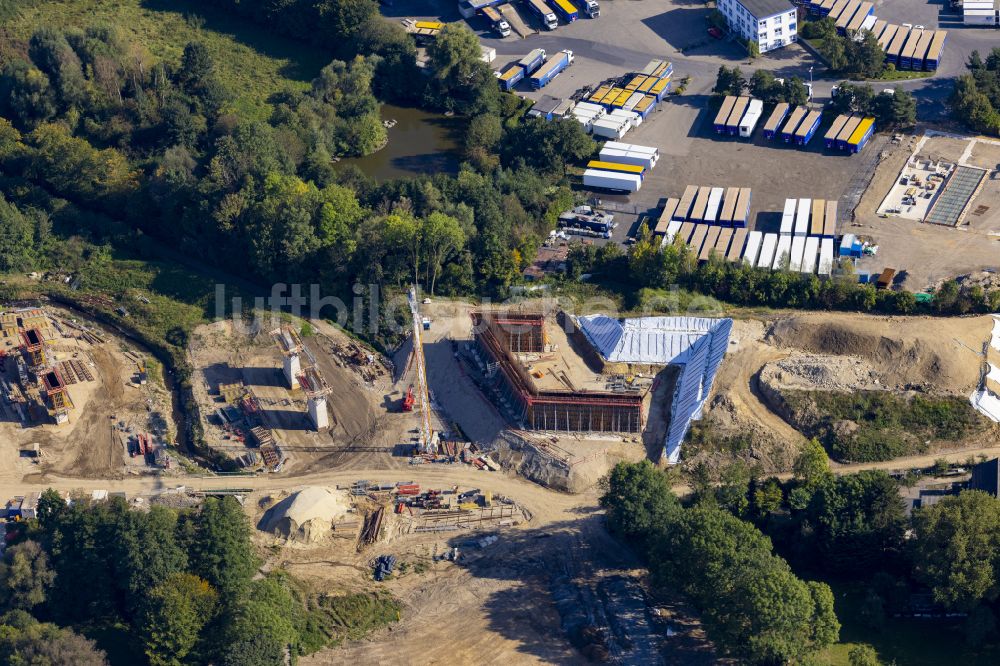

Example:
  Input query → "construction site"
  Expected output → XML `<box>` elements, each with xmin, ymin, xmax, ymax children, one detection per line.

<box><xmin>0</xmin><ymin>304</ymin><xmax>178</xmax><ymax>482</ymax></box>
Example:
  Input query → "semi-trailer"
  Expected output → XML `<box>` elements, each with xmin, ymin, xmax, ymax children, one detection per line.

<box><xmin>518</xmin><ymin>49</ymin><xmax>547</xmax><ymax>75</ymax></box>
<box><xmin>603</xmin><ymin>141</ymin><xmax>658</xmax><ymax>162</ymax></box>
<box><xmin>818</xmin><ymin>0</ymin><xmax>836</xmax><ymax>14</ymax></box>
<box><xmin>802</xmin><ymin>236</ymin><xmax>820</xmax><ymax>274</ymax></box>
<box><xmin>782</xmin><ymin>106</ymin><xmax>807</xmax><ymax>142</ymax></box>
<box><xmin>574</xmin><ymin>0</ymin><xmax>599</xmax><ymax>17</ymax></box>
<box><xmin>496</xmin><ymin>63</ymin><xmax>525</xmax><ymax>91</ymax></box>
<box><xmin>586</xmin><ymin>160</ymin><xmax>646</xmax><ymax>177</ymax></box>
<box><xmin>583</xmin><ymin>169</ymin><xmax>641</xmax><ymax>192</ymax></box>
<box><xmin>719</xmin><ymin>187</ymin><xmax>739</xmax><ymax>224</ymax></box>
<box><xmin>739</xmin><ymin>99</ymin><xmax>764</xmax><ymax>138</ymax></box>
<box><xmin>591</xmin><ymin>117</ymin><xmax>628</xmax><ymax>139</ymax></box>
<box><xmin>772</xmin><ymin>234</ymin><xmax>793</xmax><ymax>270</ymax></box>
<box><xmin>870</xmin><ymin>19</ymin><xmax>887</xmax><ymax>39</ymax></box>
<box><xmin>725</xmin><ymin>96</ymin><xmax>750</xmax><ymax>135</ymax></box>
<box><xmin>689</xmin><ymin>225</ymin><xmax>709</xmax><ymax>256</ymax></box>
<box><xmin>909</xmin><ymin>29</ymin><xmax>934</xmax><ymax>70</ymax></box>
<box><xmin>924</xmin><ymin>31</ymin><xmax>947</xmax><ymax>70</ymax></box>
<box><xmin>757</xmin><ymin>233</ymin><xmax>779</xmax><ymax>269</ymax></box>
<box><xmin>733</xmin><ymin>188</ymin><xmax>752</xmax><ymax>227</ymax></box>
<box><xmin>530</xmin><ymin>49</ymin><xmax>573</xmax><ymax>89</ymax></box>
<box><xmin>886</xmin><ymin>26</ymin><xmax>910</xmax><ymax>66</ymax></box>
<box><xmin>633</xmin><ymin>95</ymin><xmax>657</xmax><ymax>118</ymax></box>
<box><xmin>482</xmin><ymin>6</ymin><xmax>512</xmax><ymax>35</ymax></box>
<box><xmin>877</xmin><ymin>23</ymin><xmax>898</xmax><ymax>49</ymax></box>
<box><xmin>675</xmin><ymin>185</ymin><xmax>698</xmax><ymax>220</ymax></box>
<box><xmin>780</xmin><ymin>198</ymin><xmax>796</xmax><ymax>235</ymax></box>
<box><xmin>690</xmin><ymin>186</ymin><xmax>712</xmax><ymax>222</ymax></box>
<box><xmin>699</xmin><ymin>227</ymin><xmax>722</xmax><ymax>261</ymax></box>
<box><xmin>827</xmin><ymin>0</ymin><xmax>851</xmax><ymax>22</ymax></box>
<box><xmin>789</xmin><ymin>236</ymin><xmax>807</xmax><ymax>271</ymax></box>
<box><xmin>658</xmin><ymin>199</ymin><xmax>680</xmax><ymax>233</ymax></box>
<box><xmin>743</xmin><ymin>230</ymin><xmax>764</xmax><ymax>266</ymax></box>
<box><xmin>727</xmin><ymin>228</ymin><xmax>749</xmax><ymax>262</ymax></box>
<box><xmin>835</xmin><ymin>0</ymin><xmax>861</xmax><ymax>32</ymax></box>
<box><xmin>713</xmin><ymin>96</ymin><xmax>737</xmax><ymax>133</ymax></box>
<box><xmin>899</xmin><ymin>29</ymin><xmax>924</xmax><ymax>70</ymax></box>
<box><xmin>715</xmin><ymin>228</ymin><xmax>734</xmax><ymax>257</ymax></box>
<box><xmin>846</xmin><ymin>117</ymin><xmax>875</xmax><ymax>153</ymax></box>
<box><xmin>793</xmin><ymin>110</ymin><xmax>822</xmax><ymax>145</ymax></box>
<box><xmin>824</xmin><ymin>201</ymin><xmax>837</xmax><ymax>236</ymax></box>
<box><xmin>763</xmin><ymin>103</ymin><xmax>790</xmax><ymax>140</ymax></box>
<box><xmin>810</xmin><ymin>199</ymin><xmax>825</xmax><ymax>236</ymax></box>
<box><xmin>527</xmin><ymin>0</ymin><xmax>558</xmax><ymax>29</ymax></box>
<box><xmin>858</xmin><ymin>12</ymin><xmax>877</xmax><ymax>32</ymax></box>
<box><xmin>835</xmin><ymin>116</ymin><xmax>862</xmax><ymax>150</ymax></box>
<box><xmin>548</xmin><ymin>0</ymin><xmax>579</xmax><ymax>22</ymax></box>
<box><xmin>677</xmin><ymin>222</ymin><xmax>695</xmax><ymax>244</ymax></box>
<box><xmin>824</xmin><ymin>114</ymin><xmax>852</xmax><ymax>149</ymax></box>
<box><xmin>664</xmin><ymin>219</ymin><xmax>684</xmax><ymax>245</ymax></box>
<box><xmin>795</xmin><ymin>198</ymin><xmax>811</xmax><ymax>236</ymax></box>
<box><xmin>818</xmin><ymin>238</ymin><xmax>835</xmax><ymax>276</ymax></box>
<box><xmin>705</xmin><ymin>187</ymin><xmax>725</xmax><ymax>224</ymax></box>
<box><xmin>598</xmin><ymin>148</ymin><xmax>656</xmax><ymax>169</ymax></box>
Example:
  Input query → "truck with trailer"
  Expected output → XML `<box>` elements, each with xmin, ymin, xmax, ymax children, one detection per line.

<box><xmin>518</xmin><ymin>49</ymin><xmax>547</xmax><ymax>76</ymax></box>
<box><xmin>793</xmin><ymin>110</ymin><xmax>822</xmax><ymax>145</ymax></box>
<box><xmin>527</xmin><ymin>0</ymin><xmax>558</xmax><ymax>29</ymax></box>
<box><xmin>496</xmin><ymin>63</ymin><xmax>525</xmax><ymax>91</ymax></box>
<box><xmin>482</xmin><ymin>6</ymin><xmax>512</xmax><ymax>36</ymax></box>
<box><xmin>530</xmin><ymin>50</ymin><xmax>572</xmax><ymax>89</ymax></box>
<box><xmin>575</xmin><ymin>0</ymin><xmax>600</xmax><ymax>17</ymax></box>
<box><xmin>781</xmin><ymin>106</ymin><xmax>807</xmax><ymax>142</ymax></box>
<box><xmin>548</xmin><ymin>0</ymin><xmax>578</xmax><ymax>21</ymax></box>
<box><xmin>763</xmin><ymin>103</ymin><xmax>789</xmax><ymax>140</ymax></box>
<box><xmin>583</xmin><ymin>169</ymin><xmax>641</xmax><ymax>193</ymax></box>
<box><xmin>739</xmin><ymin>99</ymin><xmax>764</xmax><ymax>138</ymax></box>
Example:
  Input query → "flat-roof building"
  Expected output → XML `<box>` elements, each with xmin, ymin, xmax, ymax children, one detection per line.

<box><xmin>718</xmin><ymin>0</ymin><xmax>798</xmax><ymax>53</ymax></box>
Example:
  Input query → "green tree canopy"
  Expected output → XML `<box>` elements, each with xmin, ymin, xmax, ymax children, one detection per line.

<box><xmin>142</xmin><ymin>573</ymin><xmax>218</xmax><ymax>666</ymax></box>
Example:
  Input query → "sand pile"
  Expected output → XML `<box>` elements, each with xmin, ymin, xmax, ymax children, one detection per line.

<box><xmin>760</xmin><ymin>354</ymin><xmax>884</xmax><ymax>393</ymax></box>
<box><xmin>259</xmin><ymin>487</ymin><xmax>350</xmax><ymax>543</ymax></box>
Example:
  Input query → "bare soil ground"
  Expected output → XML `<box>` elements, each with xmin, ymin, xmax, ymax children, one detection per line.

<box><xmin>0</xmin><ymin>306</ymin><xmax>176</xmax><ymax>484</ymax></box>
<box><xmin>693</xmin><ymin>311</ymin><xmax>996</xmax><ymax>473</ymax></box>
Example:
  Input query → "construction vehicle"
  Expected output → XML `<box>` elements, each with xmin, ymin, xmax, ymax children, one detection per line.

<box><xmin>402</xmin><ymin>385</ymin><xmax>415</xmax><ymax>412</ymax></box>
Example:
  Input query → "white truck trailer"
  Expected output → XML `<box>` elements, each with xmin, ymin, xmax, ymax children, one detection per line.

<box><xmin>583</xmin><ymin>169</ymin><xmax>641</xmax><ymax>192</ymax></box>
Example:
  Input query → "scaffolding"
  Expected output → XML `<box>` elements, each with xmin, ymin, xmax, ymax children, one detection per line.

<box><xmin>21</xmin><ymin>328</ymin><xmax>47</xmax><ymax>370</ymax></box>
<box><xmin>41</xmin><ymin>367</ymin><xmax>72</xmax><ymax>424</ymax></box>
<box><xmin>472</xmin><ymin>312</ymin><xmax>643</xmax><ymax>434</ymax></box>
<box><xmin>471</xmin><ymin>310</ymin><xmax>547</xmax><ymax>354</ymax></box>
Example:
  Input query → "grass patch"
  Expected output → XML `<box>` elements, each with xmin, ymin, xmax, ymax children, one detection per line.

<box><xmin>872</xmin><ymin>68</ymin><xmax>933</xmax><ymax>82</ymax></box>
<box><xmin>1</xmin><ymin>0</ymin><xmax>329</xmax><ymax>120</ymax></box>
<box><xmin>780</xmin><ymin>390</ymin><xmax>987</xmax><ymax>463</ymax></box>
<box><xmin>298</xmin><ymin>591</ymin><xmax>402</xmax><ymax>654</ymax></box>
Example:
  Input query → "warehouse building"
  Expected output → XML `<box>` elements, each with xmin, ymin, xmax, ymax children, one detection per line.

<box><xmin>718</xmin><ymin>0</ymin><xmax>798</xmax><ymax>53</ymax></box>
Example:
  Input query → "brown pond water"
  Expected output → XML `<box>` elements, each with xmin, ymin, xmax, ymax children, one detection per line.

<box><xmin>340</xmin><ymin>104</ymin><xmax>463</xmax><ymax>181</ymax></box>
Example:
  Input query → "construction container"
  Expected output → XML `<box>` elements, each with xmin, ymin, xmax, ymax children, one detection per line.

<box><xmin>793</xmin><ymin>110</ymin><xmax>822</xmax><ymax>145</ymax></box>
<box><xmin>530</xmin><ymin>50</ymin><xmax>573</xmax><ymax>89</ymax></box>
<box><xmin>743</xmin><ymin>230</ymin><xmax>764</xmax><ymax>266</ymax></box>
<box><xmin>795</xmin><ymin>198</ymin><xmax>811</xmax><ymax>236</ymax></box>
<box><xmin>763</xmin><ymin>102</ymin><xmax>790</xmax><ymax>140</ymax></box>
<box><xmin>782</xmin><ymin>106</ymin><xmax>807</xmax><ymax>142</ymax></box>
<box><xmin>802</xmin><ymin>236</ymin><xmax>820</xmax><ymax>274</ymax></box>
<box><xmin>586</xmin><ymin>160</ymin><xmax>646</xmax><ymax>177</ymax></box>
<box><xmin>846</xmin><ymin>117</ymin><xmax>875</xmax><ymax>153</ymax></box>
<box><xmin>583</xmin><ymin>169</ymin><xmax>641</xmax><ymax>192</ymax></box>
<box><xmin>876</xmin><ymin>267</ymin><xmax>896</xmax><ymax>289</ymax></box>
<box><xmin>713</xmin><ymin>96</ymin><xmax>737</xmax><ymax>133</ymax></box>
<box><xmin>789</xmin><ymin>235</ymin><xmax>807</xmax><ymax>271</ymax></box>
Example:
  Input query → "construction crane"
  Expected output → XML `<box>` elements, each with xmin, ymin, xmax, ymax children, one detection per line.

<box><xmin>407</xmin><ymin>287</ymin><xmax>433</xmax><ymax>453</ymax></box>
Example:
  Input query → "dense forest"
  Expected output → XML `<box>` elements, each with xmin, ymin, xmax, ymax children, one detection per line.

<box><xmin>0</xmin><ymin>493</ymin><xmax>398</xmax><ymax>664</ymax></box>
<box><xmin>603</xmin><ymin>454</ymin><xmax>1000</xmax><ymax>664</ymax></box>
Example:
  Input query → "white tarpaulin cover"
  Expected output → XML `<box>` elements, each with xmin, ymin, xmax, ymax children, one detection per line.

<box><xmin>970</xmin><ymin>316</ymin><xmax>1000</xmax><ymax>423</ymax></box>
<box><xmin>576</xmin><ymin>315</ymin><xmax>733</xmax><ymax>463</ymax></box>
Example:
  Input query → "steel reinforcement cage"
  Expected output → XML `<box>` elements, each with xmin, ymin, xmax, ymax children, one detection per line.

<box><xmin>471</xmin><ymin>311</ymin><xmax>644</xmax><ymax>433</ymax></box>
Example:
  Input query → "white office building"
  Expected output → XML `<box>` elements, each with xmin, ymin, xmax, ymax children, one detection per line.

<box><xmin>718</xmin><ymin>0</ymin><xmax>798</xmax><ymax>53</ymax></box>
